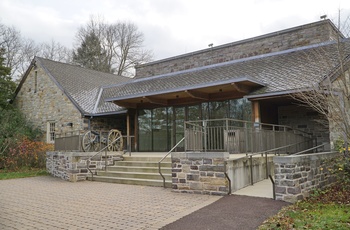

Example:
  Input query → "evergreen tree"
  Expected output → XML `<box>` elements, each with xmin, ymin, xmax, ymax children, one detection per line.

<box><xmin>0</xmin><ymin>48</ymin><xmax>15</xmax><ymax>110</ymax></box>
<box><xmin>72</xmin><ymin>32</ymin><xmax>111</xmax><ymax>73</ymax></box>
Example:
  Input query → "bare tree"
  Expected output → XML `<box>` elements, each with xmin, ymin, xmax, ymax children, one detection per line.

<box><xmin>0</xmin><ymin>25</ymin><xmax>22</xmax><ymax>78</ymax></box>
<box><xmin>39</xmin><ymin>40</ymin><xmax>72</xmax><ymax>62</ymax></box>
<box><xmin>0</xmin><ymin>22</ymin><xmax>72</xmax><ymax>80</ymax></box>
<box><xmin>292</xmin><ymin>16</ymin><xmax>350</xmax><ymax>150</ymax></box>
<box><xmin>73</xmin><ymin>15</ymin><xmax>153</xmax><ymax>77</ymax></box>
<box><xmin>110</xmin><ymin>22</ymin><xmax>153</xmax><ymax>76</ymax></box>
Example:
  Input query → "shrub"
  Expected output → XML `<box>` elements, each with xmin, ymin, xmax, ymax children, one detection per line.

<box><xmin>0</xmin><ymin>108</ymin><xmax>43</xmax><ymax>170</ymax></box>
<box><xmin>2</xmin><ymin>137</ymin><xmax>53</xmax><ymax>171</ymax></box>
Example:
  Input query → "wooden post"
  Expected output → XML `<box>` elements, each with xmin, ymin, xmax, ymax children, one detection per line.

<box><xmin>127</xmin><ymin>112</ymin><xmax>130</xmax><ymax>155</ymax></box>
<box><xmin>134</xmin><ymin>110</ymin><xmax>138</xmax><ymax>152</ymax></box>
<box><xmin>252</xmin><ymin>101</ymin><xmax>261</xmax><ymax>123</ymax></box>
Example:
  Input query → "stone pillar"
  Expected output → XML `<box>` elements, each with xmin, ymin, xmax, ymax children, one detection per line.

<box><xmin>171</xmin><ymin>152</ymin><xmax>229</xmax><ymax>195</ymax></box>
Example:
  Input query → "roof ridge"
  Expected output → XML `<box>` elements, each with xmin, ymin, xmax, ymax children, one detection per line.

<box><xmin>35</xmin><ymin>56</ymin><xmax>131</xmax><ymax>80</ymax></box>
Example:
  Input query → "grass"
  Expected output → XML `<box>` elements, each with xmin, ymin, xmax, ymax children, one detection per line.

<box><xmin>0</xmin><ymin>168</ymin><xmax>48</xmax><ymax>180</ymax></box>
<box><xmin>259</xmin><ymin>182</ymin><xmax>350</xmax><ymax>230</ymax></box>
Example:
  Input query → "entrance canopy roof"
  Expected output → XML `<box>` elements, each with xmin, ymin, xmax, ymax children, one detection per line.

<box><xmin>104</xmin><ymin>77</ymin><xmax>263</xmax><ymax>108</ymax></box>
<box><xmin>103</xmin><ymin>39</ymin><xmax>350</xmax><ymax>109</ymax></box>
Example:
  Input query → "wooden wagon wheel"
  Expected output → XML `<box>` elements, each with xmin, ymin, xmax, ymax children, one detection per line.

<box><xmin>107</xmin><ymin>129</ymin><xmax>123</xmax><ymax>151</ymax></box>
<box><xmin>82</xmin><ymin>131</ymin><xmax>100</xmax><ymax>152</ymax></box>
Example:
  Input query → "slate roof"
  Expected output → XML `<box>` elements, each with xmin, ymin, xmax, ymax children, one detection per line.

<box><xmin>20</xmin><ymin>57</ymin><xmax>132</xmax><ymax>116</ymax></box>
<box><xmin>103</xmin><ymin>38</ymin><xmax>350</xmax><ymax>102</ymax></box>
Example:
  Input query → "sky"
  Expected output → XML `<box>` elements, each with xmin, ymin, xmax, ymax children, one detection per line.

<box><xmin>1</xmin><ymin>0</ymin><xmax>350</xmax><ymax>61</ymax></box>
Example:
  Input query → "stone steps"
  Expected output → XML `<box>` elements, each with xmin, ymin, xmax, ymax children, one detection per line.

<box><xmin>106</xmin><ymin>165</ymin><xmax>172</xmax><ymax>173</ymax></box>
<box><xmin>88</xmin><ymin>155</ymin><xmax>172</xmax><ymax>188</ymax></box>
<box><xmin>88</xmin><ymin>176</ymin><xmax>172</xmax><ymax>188</ymax></box>
<box><xmin>97</xmin><ymin>171</ymin><xmax>172</xmax><ymax>180</ymax></box>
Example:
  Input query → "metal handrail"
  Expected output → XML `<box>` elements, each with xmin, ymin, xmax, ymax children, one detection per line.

<box><xmin>247</xmin><ymin>140</ymin><xmax>312</xmax><ymax>157</ymax></box>
<box><xmin>87</xmin><ymin>136</ymin><xmax>122</xmax><ymax>179</ymax></box>
<box><xmin>224</xmin><ymin>160</ymin><xmax>231</xmax><ymax>194</ymax></box>
<box><xmin>158</xmin><ymin>137</ymin><xmax>185</xmax><ymax>188</ymax></box>
<box><xmin>269</xmin><ymin>175</ymin><xmax>276</xmax><ymax>200</ymax></box>
<box><xmin>225</xmin><ymin>140</ymin><xmax>314</xmax><ymax>188</ymax></box>
<box><xmin>288</xmin><ymin>143</ymin><xmax>327</xmax><ymax>156</ymax></box>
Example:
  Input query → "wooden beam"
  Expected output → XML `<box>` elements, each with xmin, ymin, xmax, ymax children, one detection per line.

<box><xmin>113</xmin><ymin>101</ymin><xmax>138</xmax><ymax>108</ymax></box>
<box><xmin>231</xmin><ymin>83</ymin><xmax>250</xmax><ymax>94</ymax></box>
<box><xmin>185</xmin><ymin>90</ymin><xmax>209</xmax><ymax>100</ymax></box>
<box><xmin>143</xmin><ymin>96</ymin><xmax>168</xmax><ymax>105</ymax></box>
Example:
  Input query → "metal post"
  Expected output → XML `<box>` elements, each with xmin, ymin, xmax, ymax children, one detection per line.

<box><xmin>265</xmin><ymin>152</ymin><xmax>268</xmax><ymax>179</ymax></box>
<box><xmin>244</xmin><ymin>123</ymin><xmax>249</xmax><ymax>153</ymax></box>
<box><xmin>226</xmin><ymin>118</ymin><xmax>229</xmax><ymax>153</ymax></box>
<box><xmin>269</xmin><ymin>175</ymin><xmax>276</xmax><ymax>200</ymax></box>
<box><xmin>203</xmin><ymin>121</ymin><xmax>207</xmax><ymax>152</ymax></box>
<box><xmin>250</xmin><ymin>155</ymin><xmax>253</xmax><ymax>185</ymax></box>
<box><xmin>105</xmin><ymin>148</ymin><xmax>107</xmax><ymax>172</ymax></box>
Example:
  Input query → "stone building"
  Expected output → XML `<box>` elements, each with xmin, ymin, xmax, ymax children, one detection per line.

<box><xmin>14</xmin><ymin>19</ymin><xmax>350</xmax><ymax>150</ymax></box>
<box><xmin>13</xmin><ymin>57</ymin><xmax>131</xmax><ymax>143</ymax></box>
<box><xmin>17</xmin><ymin>19</ymin><xmax>350</xmax><ymax>199</ymax></box>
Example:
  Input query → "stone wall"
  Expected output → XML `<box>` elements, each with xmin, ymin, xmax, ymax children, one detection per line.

<box><xmin>274</xmin><ymin>152</ymin><xmax>339</xmax><ymax>203</ymax></box>
<box><xmin>171</xmin><ymin>152</ymin><xmax>229</xmax><ymax>195</ymax></box>
<box><xmin>46</xmin><ymin>151</ymin><xmax>122</xmax><ymax>182</ymax></box>
<box><xmin>278</xmin><ymin>105</ymin><xmax>330</xmax><ymax>148</ymax></box>
<box><xmin>136</xmin><ymin>20</ymin><xmax>339</xmax><ymax>78</ymax></box>
<box><xmin>83</xmin><ymin>115</ymin><xmax>127</xmax><ymax>134</ymax></box>
<box><xmin>14</xmin><ymin>65</ymin><xmax>84</xmax><ymax>142</ymax></box>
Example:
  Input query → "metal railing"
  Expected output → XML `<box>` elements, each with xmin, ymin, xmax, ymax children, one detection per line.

<box><xmin>54</xmin><ymin>130</ymin><xmax>85</xmax><ymax>151</ymax></box>
<box><xmin>185</xmin><ymin>118</ymin><xmax>313</xmax><ymax>153</ymax></box>
<box><xmin>158</xmin><ymin>137</ymin><xmax>185</xmax><ymax>188</ymax></box>
<box><xmin>55</xmin><ymin>130</ymin><xmax>135</xmax><ymax>153</ymax></box>
<box><xmin>87</xmin><ymin>136</ymin><xmax>122</xmax><ymax>179</ymax></box>
<box><xmin>288</xmin><ymin>143</ymin><xmax>327</xmax><ymax>156</ymax></box>
<box><xmin>225</xmin><ymin>141</ymin><xmax>310</xmax><ymax>194</ymax></box>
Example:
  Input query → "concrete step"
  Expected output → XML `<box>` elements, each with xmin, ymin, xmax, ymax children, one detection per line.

<box><xmin>97</xmin><ymin>171</ymin><xmax>172</xmax><ymax>180</ymax></box>
<box><xmin>88</xmin><ymin>176</ymin><xmax>172</xmax><ymax>188</ymax></box>
<box><xmin>106</xmin><ymin>165</ymin><xmax>172</xmax><ymax>174</ymax></box>
<box><xmin>88</xmin><ymin>155</ymin><xmax>173</xmax><ymax>188</ymax></box>
<box><xmin>122</xmin><ymin>156</ymin><xmax>171</xmax><ymax>163</ymax></box>
<box><xmin>115</xmin><ymin>161</ymin><xmax>172</xmax><ymax>168</ymax></box>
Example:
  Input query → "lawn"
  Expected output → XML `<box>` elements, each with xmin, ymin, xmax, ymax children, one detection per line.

<box><xmin>259</xmin><ymin>182</ymin><xmax>350</xmax><ymax>230</ymax></box>
<box><xmin>0</xmin><ymin>168</ymin><xmax>48</xmax><ymax>180</ymax></box>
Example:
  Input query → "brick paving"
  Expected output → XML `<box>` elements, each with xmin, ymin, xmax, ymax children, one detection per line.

<box><xmin>0</xmin><ymin>176</ymin><xmax>220</xmax><ymax>230</ymax></box>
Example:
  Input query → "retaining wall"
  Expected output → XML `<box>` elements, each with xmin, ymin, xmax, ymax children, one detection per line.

<box><xmin>274</xmin><ymin>152</ymin><xmax>339</xmax><ymax>203</ymax></box>
<box><xmin>46</xmin><ymin>151</ymin><xmax>122</xmax><ymax>182</ymax></box>
<box><xmin>171</xmin><ymin>152</ymin><xmax>229</xmax><ymax>195</ymax></box>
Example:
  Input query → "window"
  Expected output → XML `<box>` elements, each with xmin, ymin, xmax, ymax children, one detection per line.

<box><xmin>34</xmin><ymin>71</ymin><xmax>38</xmax><ymax>93</ymax></box>
<box><xmin>46</xmin><ymin>121</ymin><xmax>56</xmax><ymax>143</ymax></box>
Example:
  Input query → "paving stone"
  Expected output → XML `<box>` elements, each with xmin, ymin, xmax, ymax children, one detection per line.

<box><xmin>0</xmin><ymin>176</ymin><xmax>220</xmax><ymax>229</ymax></box>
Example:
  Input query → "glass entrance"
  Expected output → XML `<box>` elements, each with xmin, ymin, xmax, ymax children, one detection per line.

<box><xmin>137</xmin><ymin>98</ymin><xmax>251</xmax><ymax>152</ymax></box>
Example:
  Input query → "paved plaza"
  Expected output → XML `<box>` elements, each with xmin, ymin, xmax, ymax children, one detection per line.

<box><xmin>0</xmin><ymin>176</ymin><xmax>221</xmax><ymax>230</ymax></box>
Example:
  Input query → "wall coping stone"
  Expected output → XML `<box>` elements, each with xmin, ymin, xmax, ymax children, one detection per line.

<box><xmin>274</xmin><ymin>151</ymin><xmax>339</xmax><ymax>164</ymax></box>
<box><xmin>172</xmin><ymin>152</ymin><xmax>229</xmax><ymax>159</ymax></box>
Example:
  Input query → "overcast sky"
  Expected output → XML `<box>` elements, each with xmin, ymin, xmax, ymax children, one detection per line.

<box><xmin>1</xmin><ymin>0</ymin><xmax>350</xmax><ymax>60</ymax></box>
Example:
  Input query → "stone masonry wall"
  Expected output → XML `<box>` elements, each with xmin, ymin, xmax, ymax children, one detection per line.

<box><xmin>171</xmin><ymin>152</ymin><xmax>229</xmax><ymax>195</ymax></box>
<box><xmin>274</xmin><ymin>152</ymin><xmax>339</xmax><ymax>203</ymax></box>
<box><xmin>46</xmin><ymin>151</ymin><xmax>123</xmax><ymax>182</ymax></box>
<box><xmin>14</xmin><ymin>65</ymin><xmax>84</xmax><ymax>142</ymax></box>
<box><xmin>278</xmin><ymin>105</ymin><xmax>330</xmax><ymax>148</ymax></box>
<box><xmin>136</xmin><ymin>20</ymin><xmax>339</xmax><ymax>78</ymax></box>
<box><xmin>83</xmin><ymin>116</ymin><xmax>127</xmax><ymax>134</ymax></box>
